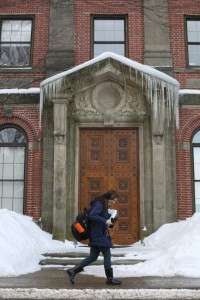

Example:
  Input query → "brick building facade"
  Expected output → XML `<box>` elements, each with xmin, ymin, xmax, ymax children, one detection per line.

<box><xmin>0</xmin><ymin>0</ymin><xmax>200</xmax><ymax>244</ymax></box>
<box><xmin>0</xmin><ymin>0</ymin><xmax>50</xmax><ymax>220</ymax></box>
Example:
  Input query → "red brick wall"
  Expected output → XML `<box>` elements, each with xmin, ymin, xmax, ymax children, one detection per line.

<box><xmin>0</xmin><ymin>0</ymin><xmax>50</xmax><ymax>87</ymax></box>
<box><xmin>176</xmin><ymin>107</ymin><xmax>200</xmax><ymax>220</ymax></box>
<box><xmin>75</xmin><ymin>0</ymin><xmax>144</xmax><ymax>65</ymax></box>
<box><xmin>169</xmin><ymin>0</ymin><xmax>200</xmax><ymax>219</ymax></box>
<box><xmin>0</xmin><ymin>105</ymin><xmax>43</xmax><ymax>220</ymax></box>
<box><xmin>0</xmin><ymin>0</ymin><xmax>47</xmax><ymax>219</ymax></box>
<box><xmin>168</xmin><ymin>0</ymin><xmax>200</xmax><ymax>89</ymax></box>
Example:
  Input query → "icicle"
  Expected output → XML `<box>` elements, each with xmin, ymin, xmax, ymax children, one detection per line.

<box><xmin>129</xmin><ymin>67</ymin><xmax>131</xmax><ymax>80</ymax></box>
<box><xmin>161</xmin><ymin>82</ymin><xmax>165</xmax><ymax>129</ymax></box>
<box><xmin>137</xmin><ymin>72</ymin><xmax>179</xmax><ymax>129</ymax></box>
<box><xmin>39</xmin><ymin>77</ymin><xmax>64</xmax><ymax>127</ymax></box>
<box><xmin>141</xmin><ymin>72</ymin><xmax>144</xmax><ymax>92</ymax></box>
<box><xmin>39</xmin><ymin>88</ymin><xmax>44</xmax><ymax>127</ymax></box>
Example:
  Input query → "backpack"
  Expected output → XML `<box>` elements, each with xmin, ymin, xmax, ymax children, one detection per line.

<box><xmin>71</xmin><ymin>207</ymin><xmax>92</xmax><ymax>241</ymax></box>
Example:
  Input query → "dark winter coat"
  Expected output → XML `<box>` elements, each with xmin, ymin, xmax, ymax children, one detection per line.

<box><xmin>88</xmin><ymin>199</ymin><xmax>112</xmax><ymax>248</ymax></box>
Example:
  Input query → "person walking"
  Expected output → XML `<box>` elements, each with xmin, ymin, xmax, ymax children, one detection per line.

<box><xmin>66</xmin><ymin>189</ymin><xmax>121</xmax><ymax>285</ymax></box>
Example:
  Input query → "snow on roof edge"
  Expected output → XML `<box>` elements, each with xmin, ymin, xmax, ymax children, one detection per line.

<box><xmin>40</xmin><ymin>52</ymin><xmax>179</xmax><ymax>88</ymax></box>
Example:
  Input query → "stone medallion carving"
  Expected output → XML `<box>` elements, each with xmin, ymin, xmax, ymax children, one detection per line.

<box><xmin>91</xmin><ymin>81</ymin><xmax>126</xmax><ymax>114</ymax></box>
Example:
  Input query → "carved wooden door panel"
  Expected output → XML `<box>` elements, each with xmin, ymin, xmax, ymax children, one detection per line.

<box><xmin>79</xmin><ymin>128</ymin><xmax>139</xmax><ymax>245</ymax></box>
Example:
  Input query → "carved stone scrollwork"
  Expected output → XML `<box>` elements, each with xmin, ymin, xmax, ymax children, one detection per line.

<box><xmin>118</xmin><ymin>94</ymin><xmax>146</xmax><ymax>116</ymax></box>
<box><xmin>153</xmin><ymin>135</ymin><xmax>163</xmax><ymax>145</ymax></box>
<box><xmin>70</xmin><ymin>93</ymin><xmax>99</xmax><ymax>117</ymax></box>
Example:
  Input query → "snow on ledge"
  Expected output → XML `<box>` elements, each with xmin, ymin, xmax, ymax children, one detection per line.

<box><xmin>179</xmin><ymin>89</ymin><xmax>200</xmax><ymax>94</ymax></box>
<box><xmin>0</xmin><ymin>88</ymin><xmax>40</xmax><ymax>94</ymax></box>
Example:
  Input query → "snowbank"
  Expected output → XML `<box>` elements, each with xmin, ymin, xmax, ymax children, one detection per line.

<box><xmin>0</xmin><ymin>209</ymin><xmax>75</xmax><ymax>276</ymax></box>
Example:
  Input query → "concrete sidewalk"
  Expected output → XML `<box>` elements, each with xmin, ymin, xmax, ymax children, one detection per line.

<box><xmin>1</xmin><ymin>268</ymin><xmax>200</xmax><ymax>299</ymax></box>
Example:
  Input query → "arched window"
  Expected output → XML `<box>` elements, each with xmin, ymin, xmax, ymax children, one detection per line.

<box><xmin>192</xmin><ymin>129</ymin><xmax>200</xmax><ymax>212</ymax></box>
<box><xmin>0</xmin><ymin>125</ymin><xmax>27</xmax><ymax>214</ymax></box>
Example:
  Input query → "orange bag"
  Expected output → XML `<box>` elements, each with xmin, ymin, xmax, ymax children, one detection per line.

<box><xmin>74</xmin><ymin>222</ymin><xmax>85</xmax><ymax>233</ymax></box>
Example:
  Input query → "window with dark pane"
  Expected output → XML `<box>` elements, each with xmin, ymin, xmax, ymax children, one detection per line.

<box><xmin>0</xmin><ymin>126</ymin><xmax>27</xmax><ymax>214</ymax></box>
<box><xmin>0</xmin><ymin>18</ymin><xmax>32</xmax><ymax>67</ymax></box>
<box><xmin>93</xmin><ymin>16</ymin><xmax>126</xmax><ymax>58</ymax></box>
<box><xmin>186</xmin><ymin>18</ymin><xmax>200</xmax><ymax>67</ymax></box>
<box><xmin>192</xmin><ymin>129</ymin><xmax>200</xmax><ymax>212</ymax></box>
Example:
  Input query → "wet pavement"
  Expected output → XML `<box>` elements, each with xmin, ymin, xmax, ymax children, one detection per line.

<box><xmin>1</xmin><ymin>269</ymin><xmax>200</xmax><ymax>299</ymax></box>
<box><xmin>1</xmin><ymin>268</ymin><xmax>200</xmax><ymax>290</ymax></box>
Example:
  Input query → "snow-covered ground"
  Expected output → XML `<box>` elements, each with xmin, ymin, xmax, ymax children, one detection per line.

<box><xmin>1</xmin><ymin>288</ymin><xmax>200</xmax><ymax>300</ymax></box>
<box><xmin>1</xmin><ymin>208</ymin><xmax>200</xmax><ymax>279</ymax></box>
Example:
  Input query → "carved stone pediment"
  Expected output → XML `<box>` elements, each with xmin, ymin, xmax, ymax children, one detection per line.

<box><xmin>68</xmin><ymin>80</ymin><xmax>148</xmax><ymax>123</ymax></box>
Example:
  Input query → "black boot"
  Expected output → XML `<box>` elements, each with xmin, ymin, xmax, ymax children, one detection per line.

<box><xmin>105</xmin><ymin>268</ymin><xmax>121</xmax><ymax>285</ymax></box>
<box><xmin>66</xmin><ymin>264</ymin><xmax>83</xmax><ymax>284</ymax></box>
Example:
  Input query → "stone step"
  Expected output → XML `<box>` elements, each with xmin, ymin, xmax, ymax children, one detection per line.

<box><xmin>40</xmin><ymin>257</ymin><xmax>144</xmax><ymax>266</ymax></box>
<box><xmin>42</xmin><ymin>251</ymin><xmax>125</xmax><ymax>258</ymax></box>
<box><xmin>42</xmin><ymin>252</ymin><xmax>89</xmax><ymax>258</ymax></box>
<box><xmin>40</xmin><ymin>251</ymin><xmax>144</xmax><ymax>266</ymax></box>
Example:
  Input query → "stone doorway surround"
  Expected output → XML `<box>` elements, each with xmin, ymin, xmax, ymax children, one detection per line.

<box><xmin>40</xmin><ymin>52</ymin><xmax>179</xmax><ymax>241</ymax></box>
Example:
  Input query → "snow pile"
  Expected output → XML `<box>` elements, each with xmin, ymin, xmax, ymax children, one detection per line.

<box><xmin>0</xmin><ymin>209</ymin><xmax>75</xmax><ymax>276</ymax></box>
<box><xmin>1</xmin><ymin>208</ymin><xmax>200</xmax><ymax>278</ymax></box>
<box><xmin>126</xmin><ymin>213</ymin><xmax>200</xmax><ymax>277</ymax></box>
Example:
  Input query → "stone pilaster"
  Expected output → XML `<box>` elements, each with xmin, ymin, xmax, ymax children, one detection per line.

<box><xmin>52</xmin><ymin>99</ymin><xmax>67</xmax><ymax>241</ymax></box>
<box><xmin>46</xmin><ymin>0</ymin><xmax>75</xmax><ymax>77</ymax></box>
<box><xmin>144</xmin><ymin>0</ymin><xmax>172</xmax><ymax>67</ymax></box>
<box><xmin>151</xmin><ymin>92</ymin><xmax>167</xmax><ymax>230</ymax></box>
<box><xmin>152</xmin><ymin>134</ymin><xmax>166</xmax><ymax>230</ymax></box>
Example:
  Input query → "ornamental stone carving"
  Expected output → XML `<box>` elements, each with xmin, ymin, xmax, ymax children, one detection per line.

<box><xmin>69</xmin><ymin>92</ymin><xmax>99</xmax><ymax>117</ymax></box>
<box><xmin>68</xmin><ymin>80</ymin><xmax>147</xmax><ymax>122</ymax></box>
<box><xmin>54</xmin><ymin>133</ymin><xmax>66</xmax><ymax>144</ymax></box>
<box><xmin>153</xmin><ymin>135</ymin><xmax>163</xmax><ymax>145</ymax></box>
<box><xmin>118</xmin><ymin>92</ymin><xmax>146</xmax><ymax>116</ymax></box>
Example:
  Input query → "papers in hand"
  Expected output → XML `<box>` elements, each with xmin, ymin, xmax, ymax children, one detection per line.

<box><xmin>108</xmin><ymin>209</ymin><xmax>117</xmax><ymax>221</ymax></box>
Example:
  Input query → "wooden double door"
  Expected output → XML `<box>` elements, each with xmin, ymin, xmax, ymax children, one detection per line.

<box><xmin>79</xmin><ymin>128</ymin><xmax>139</xmax><ymax>245</ymax></box>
